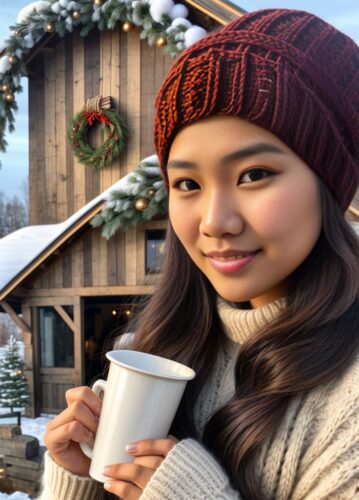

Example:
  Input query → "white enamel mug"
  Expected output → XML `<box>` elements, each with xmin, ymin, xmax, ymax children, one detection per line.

<box><xmin>80</xmin><ymin>350</ymin><xmax>196</xmax><ymax>483</ymax></box>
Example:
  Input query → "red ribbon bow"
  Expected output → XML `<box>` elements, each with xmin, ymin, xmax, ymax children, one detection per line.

<box><xmin>83</xmin><ymin>111</ymin><xmax>110</xmax><ymax>126</ymax></box>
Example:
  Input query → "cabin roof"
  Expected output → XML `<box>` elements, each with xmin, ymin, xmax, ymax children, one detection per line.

<box><xmin>0</xmin><ymin>157</ymin><xmax>159</xmax><ymax>302</ymax></box>
<box><xmin>0</xmin><ymin>193</ymin><xmax>105</xmax><ymax>302</ymax></box>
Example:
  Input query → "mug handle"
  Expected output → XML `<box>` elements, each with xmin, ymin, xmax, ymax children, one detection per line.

<box><xmin>79</xmin><ymin>379</ymin><xmax>106</xmax><ymax>459</ymax></box>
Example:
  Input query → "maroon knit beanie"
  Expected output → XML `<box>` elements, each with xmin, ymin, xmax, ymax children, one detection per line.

<box><xmin>154</xmin><ymin>8</ymin><xmax>359</xmax><ymax>211</ymax></box>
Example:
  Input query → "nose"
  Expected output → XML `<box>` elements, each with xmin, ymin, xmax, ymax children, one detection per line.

<box><xmin>199</xmin><ymin>188</ymin><xmax>245</xmax><ymax>238</ymax></box>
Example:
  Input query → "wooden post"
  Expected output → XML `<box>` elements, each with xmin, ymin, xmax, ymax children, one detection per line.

<box><xmin>0</xmin><ymin>302</ymin><xmax>30</xmax><ymax>333</ymax></box>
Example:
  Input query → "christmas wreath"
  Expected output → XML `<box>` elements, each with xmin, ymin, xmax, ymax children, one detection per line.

<box><xmin>70</xmin><ymin>96</ymin><xmax>127</xmax><ymax>169</ymax></box>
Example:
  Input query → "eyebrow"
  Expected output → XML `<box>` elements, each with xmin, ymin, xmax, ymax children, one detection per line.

<box><xmin>167</xmin><ymin>142</ymin><xmax>285</xmax><ymax>169</ymax></box>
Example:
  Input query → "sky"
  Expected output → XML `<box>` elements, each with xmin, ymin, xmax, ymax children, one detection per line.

<box><xmin>0</xmin><ymin>0</ymin><xmax>358</xmax><ymax>199</ymax></box>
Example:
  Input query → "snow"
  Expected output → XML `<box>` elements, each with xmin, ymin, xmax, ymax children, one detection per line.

<box><xmin>0</xmin><ymin>411</ymin><xmax>52</xmax><ymax>446</ymax></box>
<box><xmin>0</xmin><ymin>493</ymin><xmax>31</xmax><ymax>500</ymax></box>
<box><xmin>16</xmin><ymin>2</ymin><xmax>50</xmax><ymax>24</ymax></box>
<box><xmin>0</xmin><ymin>342</ymin><xmax>24</xmax><ymax>360</ymax></box>
<box><xmin>0</xmin><ymin>342</ymin><xmax>53</xmax><ymax>499</ymax></box>
<box><xmin>0</xmin><ymin>407</ymin><xmax>52</xmax><ymax>500</ymax></box>
<box><xmin>0</xmin><ymin>340</ymin><xmax>53</xmax><ymax>446</ymax></box>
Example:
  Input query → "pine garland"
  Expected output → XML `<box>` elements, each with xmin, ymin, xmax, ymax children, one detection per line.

<box><xmin>70</xmin><ymin>108</ymin><xmax>126</xmax><ymax>168</ymax></box>
<box><xmin>91</xmin><ymin>155</ymin><xmax>168</xmax><ymax>238</ymax></box>
<box><xmin>0</xmin><ymin>0</ymin><xmax>208</xmax><ymax>162</ymax></box>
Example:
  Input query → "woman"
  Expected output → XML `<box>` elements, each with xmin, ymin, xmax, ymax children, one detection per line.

<box><xmin>40</xmin><ymin>8</ymin><xmax>359</xmax><ymax>499</ymax></box>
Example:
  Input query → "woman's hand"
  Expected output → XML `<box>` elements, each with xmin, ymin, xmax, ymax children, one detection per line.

<box><xmin>102</xmin><ymin>435</ymin><xmax>178</xmax><ymax>499</ymax></box>
<box><xmin>44</xmin><ymin>386</ymin><xmax>102</xmax><ymax>476</ymax></box>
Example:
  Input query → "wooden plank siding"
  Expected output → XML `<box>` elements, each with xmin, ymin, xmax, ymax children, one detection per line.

<box><xmin>26</xmin><ymin>218</ymin><xmax>165</xmax><ymax>292</ymax></box>
<box><xmin>25</xmin><ymin>26</ymin><xmax>173</xmax><ymax>293</ymax></box>
<box><xmin>55</xmin><ymin>40</ymin><xmax>68</xmax><ymax>222</ymax></box>
<box><xmin>72</xmin><ymin>31</ymin><xmax>86</xmax><ymax>213</ymax></box>
<box><xmin>44</xmin><ymin>48</ymin><xmax>57</xmax><ymax>223</ymax></box>
<box><xmin>118</xmin><ymin>30</ymin><xmax>128</xmax><ymax>181</ymax></box>
<box><xmin>84</xmin><ymin>30</ymin><xmax>101</xmax><ymax>202</ymax></box>
<box><xmin>125</xmin><ymin>28</ymin><xmax>142</xmax><ymax>285</ymax></box>
<box><xmin>65</xmin><ymin>36</ymin><xmax>75</xmax><ymax>218</ymax></box>
<box><xmin>28</xmin><ymin>26</ymin><xmax>173</xmax><ymax>225</ymax></box>
<box><xmin>28</xmin><ymin>55</ymin><xmax>46</xmax><ymax>225</ymax></box>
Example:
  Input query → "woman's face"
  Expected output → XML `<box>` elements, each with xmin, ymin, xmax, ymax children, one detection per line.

<box><xmin>167</xmin><ymin>116</ymin><xmax>322</xmax><ymax>307</ymax></box>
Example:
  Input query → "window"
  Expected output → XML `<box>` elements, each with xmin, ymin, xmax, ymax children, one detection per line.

<box><xmin>145</xmin><ymin>230</ymin><xmax>166</xmax><ymax>274</ymax></box>
<box><xmin>39</xmin><ymin>306</ymin><xmax>74</xmax><ymax>368</ymax></box>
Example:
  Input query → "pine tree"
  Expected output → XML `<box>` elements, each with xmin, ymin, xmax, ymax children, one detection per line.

<box><xmin>0</xmin><ymin>335</ymin><xmax>30</xmax><ymax>412</ymax></box>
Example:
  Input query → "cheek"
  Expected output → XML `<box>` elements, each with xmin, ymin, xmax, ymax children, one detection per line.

<box><xmin>169</xmin><ymin>201</ymin><xmax>197</xmax><ymax>248</ymax></box>
<box><xmin>254</xmin><ymin>182</ymin><xmax>321</xmax><ymax>253</ymax></box>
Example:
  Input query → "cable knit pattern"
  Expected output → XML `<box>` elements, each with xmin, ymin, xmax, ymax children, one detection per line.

<box><xmin>37</xmin><ymin>299</ymin><xmax>359</xmax><ymax>499</ymax></box>
<box><xmin>217</xmin><ymin>296</ymin><xmax>287</xmax><ymax>343</ymax></box>
<box><xmin>140</xmin><ymin>439</ymin><xmax>241</xmax><ymax>500</ymax></box>
<box><xmin>37</xmin><ymin>452</ymin><xmax>103</xmax><ymax>500</ymax></box>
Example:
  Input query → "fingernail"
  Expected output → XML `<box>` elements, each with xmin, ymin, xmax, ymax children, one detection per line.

<box><xmin>125</xmin><ymin>443</ymin><xmax>138</xmax><ymax>453</ymax></box>
<box><xmin>101</xmin><ymin>466</ymin><xmax>111</xmax><ymax>475</ymax></box>
<box><xmin>104</xmin><ymin>481</ymin><xmax>113</xmax><ymax>490</ymax></box>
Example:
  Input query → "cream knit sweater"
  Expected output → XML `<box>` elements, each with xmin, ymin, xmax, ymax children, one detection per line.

<box><xmin>38</xmin><ymin>299</ymin><xmax>359</xmax><ymax>499</ymax></box>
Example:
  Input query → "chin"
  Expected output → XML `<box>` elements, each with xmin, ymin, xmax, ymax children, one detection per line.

<box><xmin>215</xmin><ymin>287</ymin><xmax>254</xmax><ymax>304</ymax></box>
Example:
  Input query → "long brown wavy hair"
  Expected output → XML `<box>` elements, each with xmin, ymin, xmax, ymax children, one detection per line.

<box><xmin>110</xmin><ymin>181</ymin><xmax>359</xmax><ymax>499</ymax></box>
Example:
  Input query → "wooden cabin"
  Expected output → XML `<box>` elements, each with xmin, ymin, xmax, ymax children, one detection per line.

<box><xmin>0</xmin><ymin>0</ymin><xmax>245</xmax><ymax>417</ymax></box>
<box><xmin>1</xmin><ymin>0</ymin><xmax>358</xmax><ymax>418</ymax></box>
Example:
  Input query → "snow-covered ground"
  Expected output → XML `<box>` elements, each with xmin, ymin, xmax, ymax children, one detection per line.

<box><xmin>0</xmin><ymin>411</ymin><xmax>52</xmax><ymax>446</ymax></box>
<box><xmin>0</xmin><ymin>411</ymin><xmax>52</xmax><ymax>498</ymax></box>
<box><xmin>0</xmin><ymin>493</ymin><xmax>32</xmax><ymax>500</ymax></box>
<box><xmin>0</xmin><ymin>338</ymin><xmax>54</xmax><ymax>497</ymax></box>
<box><xmin>0</xmin><ymin>338</ymin><xmax>52</xmax><ymax>446</ymax></box>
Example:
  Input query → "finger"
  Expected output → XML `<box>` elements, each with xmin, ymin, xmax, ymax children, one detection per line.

<box><xmin>126</xmin><ymin>437</ymin><xmax>177</xmax><ymax>457</ymax></box>
<box><xmin>133</xmin><ymin>455</ymin><xmax>163</xmax><ymax>470</ymax></box>
<box><xmin>65</xmin><ymin>386</ymin><xmax>102</xmax><ymax>416</ymax></box>
<box><xmin>45</xmin><ymin>420</ymin><xmax>92</xmax><ymax>451</ymax></box>
<box><xmin>46</xmin><ymin>400</ymin><xmax>99</xmax><ymax>435</ymax></box>
<box><xmin>103</xmin><ymin>463</ymin><xmax>154</xmax><ymax>490</ymax></box>
<box><xmin>104</xmin><ymin>479</ymin><xmax>142</xmax><ymax>500</ymax></box>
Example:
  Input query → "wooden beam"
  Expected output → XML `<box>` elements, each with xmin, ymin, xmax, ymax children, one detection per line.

<box><xmin>21</xmin><ymin>285</ymin><xmax>157</xmax><ymax>299</ymax></box>
<box><xmin>73</xmin><ymin>296</ymin><xmax>85</xmax><ymax>385</ymax></box>
<box><xmin>23</xmin><ymin>33</ymin><xmax>56</xmax><ymax>67</ymax></box>
<box><xmin>0</xmin><ymin>301</ymin><xmax>31</xmax><ymax>333</ymax></box>
<box><xmin>25</xmin><ymin>297</ymin><xmax>75</xmax><ymax>306</ymax></box>
<box><xmin>54</xmin><ymin>305</ymin><xmax>76</xmax><ymax>333</ymax></box>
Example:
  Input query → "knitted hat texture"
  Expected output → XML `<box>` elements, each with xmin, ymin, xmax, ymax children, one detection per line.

<box><xmin>154</xmin><ymin>9</ymin><xmax>359</xmax><ymax>211</ymax></box>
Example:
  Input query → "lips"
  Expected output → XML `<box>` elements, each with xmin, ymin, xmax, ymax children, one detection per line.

<box><xmin>205</xmin><ymin>249</ymin><xmax>259</xmax><ymax>258</ymax></box>
<box><xmin>204</xmin><ymin>249</ymin><xmax>260</xmax><ymax>273</ymax></box>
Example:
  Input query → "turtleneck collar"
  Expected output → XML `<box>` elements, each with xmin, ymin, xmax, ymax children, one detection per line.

<box><xmin>217</xmin><ymin>297</ymin><xmax>287</xmax><ymax>344</ymax></box>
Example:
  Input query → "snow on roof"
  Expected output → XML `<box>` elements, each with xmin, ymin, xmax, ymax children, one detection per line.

<box><xmin>0</xmin><ymin>157</ymin><xmax>157</xmax><ymax>297</ymax></box>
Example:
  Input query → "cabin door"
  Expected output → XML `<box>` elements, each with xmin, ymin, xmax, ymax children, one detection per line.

<box><xmin>32</xmin><ymin>297</ymin><xmax>84</xmax><ymax>414</ymax></box>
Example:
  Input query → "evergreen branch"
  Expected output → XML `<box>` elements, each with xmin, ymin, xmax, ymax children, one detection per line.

<box><xmin>0</xmin><ymin>0</ymin><xmax>208</xmax><ymax>158</ymax></box>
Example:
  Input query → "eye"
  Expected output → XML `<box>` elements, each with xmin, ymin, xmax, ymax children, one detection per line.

<box><xmin>172</xmin><ymin>179</ymin><xmax>200</xmax><ymax>191</ymax></box>
<box><xmin>239</xmin><ymin>168</ymin><xmax>273</xmax><ymax>183</ymax></box>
